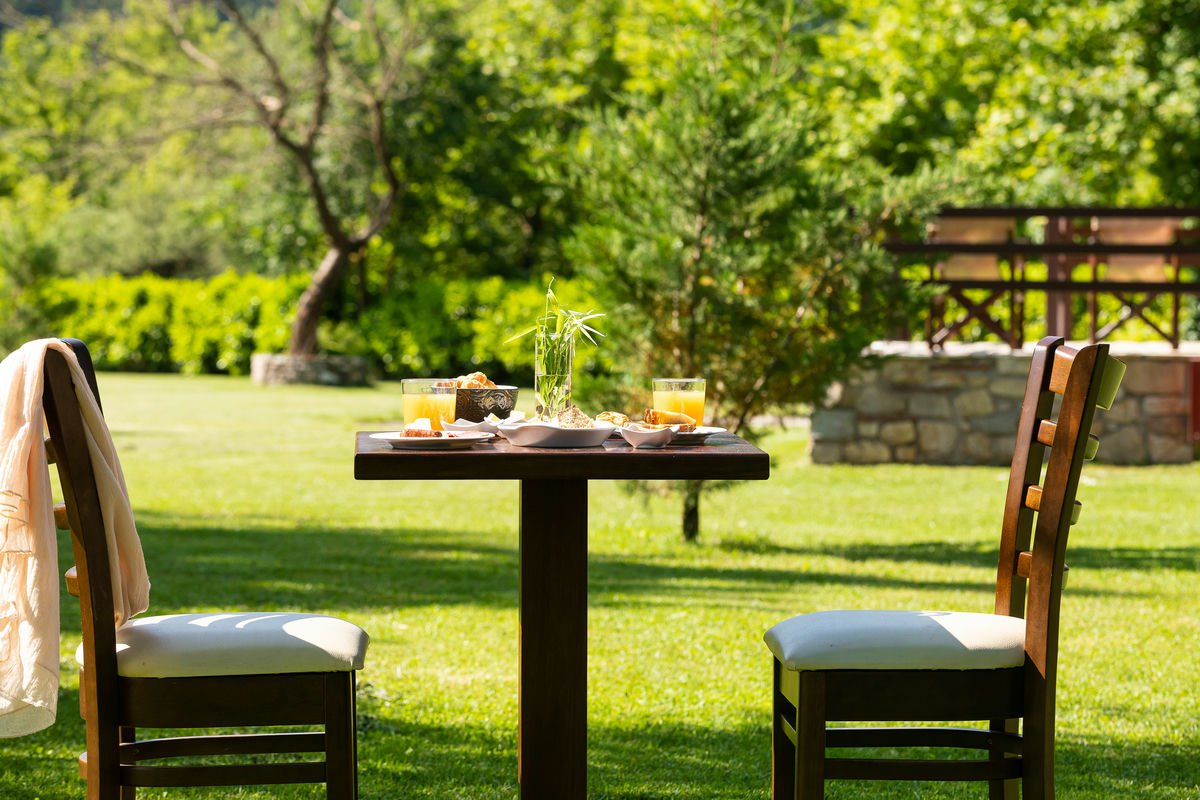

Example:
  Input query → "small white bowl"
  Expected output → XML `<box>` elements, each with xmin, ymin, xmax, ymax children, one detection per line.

<box><xmin>618</xmin><ymin>425</ymin><xmax>674</xmax><ymax>449</ymax></box>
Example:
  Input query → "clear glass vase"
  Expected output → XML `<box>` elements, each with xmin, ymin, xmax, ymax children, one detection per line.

<box><xmin>534</xmin><ymin>330</ymin><xmax>573</xmax><ymax>420</ymax></box>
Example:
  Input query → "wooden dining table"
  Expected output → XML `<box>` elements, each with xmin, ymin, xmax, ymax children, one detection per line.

<box><xmin>354</xmin><ymin>430</ymin><xmax>770</xmax><ymax>799</ymax></box>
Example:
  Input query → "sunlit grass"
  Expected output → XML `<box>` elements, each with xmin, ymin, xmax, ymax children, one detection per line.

<box><xmin>1</xmin><ymin>373</ymin><xmax>1196</xmax><ymax>798</ymax></box>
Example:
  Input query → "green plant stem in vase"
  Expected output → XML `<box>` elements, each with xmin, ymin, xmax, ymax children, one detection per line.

<box><xmin>510</xmin><ymin>280</ymin><xmax>604</xmax><ymax>421</ymax></box>
<box><xmin>534</xmin><ymin>329</ymin><xmax>573</xmax><ymax>419</ymax></box>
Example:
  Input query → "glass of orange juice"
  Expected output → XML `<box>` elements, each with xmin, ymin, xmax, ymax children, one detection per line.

<box><xmin>402</xmin><ymin>379</ymin><xmax>457</xmax><ymax>431</ymax></box>
<box><xmin>652</xmin><ymin>378</ymin><xmax>705</xmax><ymax>424</ymax></box>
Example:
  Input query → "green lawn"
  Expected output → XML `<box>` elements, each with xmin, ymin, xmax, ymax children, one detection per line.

<box><xmin>2</xmin><ymin>373</ymin><xmax>1197</xmax><ymax>798</ymax></box>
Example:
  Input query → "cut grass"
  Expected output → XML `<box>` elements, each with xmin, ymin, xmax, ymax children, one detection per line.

<box><xmin>1</xmin><ymin>373</ymin><xmax>1196</xmax><ymax>798</ymax></box>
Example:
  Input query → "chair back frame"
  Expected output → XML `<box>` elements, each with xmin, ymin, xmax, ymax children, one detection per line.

<box><xmin>994</xmin><ymin>337</ymin><xmax>1111</xmax><ymax>671</ymax></box>
<box><xmin>41</xmin><ymin>340</ymin><xmax>124</xmax><ymax>793</ymax></box>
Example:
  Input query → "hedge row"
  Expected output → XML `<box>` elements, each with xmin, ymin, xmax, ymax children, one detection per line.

<box><xmin>19</xmin><ymin>272</ymin><xmax>604</xmax><ymax>382</ymax></box>
<box><xmin>24</xmin><ymin>272</ymin><xmax>304</xmax><ymax>375</ymax></box>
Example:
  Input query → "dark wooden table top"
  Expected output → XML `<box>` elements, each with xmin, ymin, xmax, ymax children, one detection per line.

<box><xmin>354</xmin><ymin>431</ymin><xmax>770</xmax><ymax>482</ymax></box>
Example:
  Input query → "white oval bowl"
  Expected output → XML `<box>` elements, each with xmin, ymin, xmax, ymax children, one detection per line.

<box><xmin>498</xmin><ymin>421</ymin><xmax>615</xmax><ymax>448</ymax></box>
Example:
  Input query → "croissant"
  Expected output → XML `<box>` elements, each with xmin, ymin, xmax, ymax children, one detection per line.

<box><xmin>643</xmin><ymin>408</ymin><xmax>696</xmax><ymax>426</ymax></box>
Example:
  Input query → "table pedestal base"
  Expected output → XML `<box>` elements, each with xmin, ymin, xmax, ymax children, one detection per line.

<box><xmin>519</xmin><ymin>479</ymin><xmax>588</xmax><ymax>799</ymax></box>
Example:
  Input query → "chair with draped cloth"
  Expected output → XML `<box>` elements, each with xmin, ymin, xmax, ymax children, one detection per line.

<box><xmin>41</xmin><ymin>339</ymin><xmax>368</xmax><ymax>799</ymax></box>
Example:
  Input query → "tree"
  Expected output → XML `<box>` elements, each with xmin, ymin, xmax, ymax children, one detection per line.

<box><xmin>148</xmin><ymin>0</ymin><xmax>448</xmax><ymax>356</ymax></box>
<box><xmin>567</xmin><ymin>4</ymin><xmax>917</xmax><ymax>541</ymax></box>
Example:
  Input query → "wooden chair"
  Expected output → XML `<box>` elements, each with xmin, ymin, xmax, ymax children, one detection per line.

<box><xmin>41</xmin><ymin>339</ymin><xmax>368</xmax><ymax>799</ymax></box>
<box><xmin>927</xmin><ymin>216</ymin><xmax>1024</xmax><ymax>349</ymax></box>
<box><xmin>765</xmin><ymin>336</ymin><xmax>1125</xmax><ymax>799</ymax></box>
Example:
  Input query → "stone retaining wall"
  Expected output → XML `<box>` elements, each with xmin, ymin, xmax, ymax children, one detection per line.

<box><xmin>811</xmin><ymin>342</ymin><xmax>1195</xmax><ymax>465</ymax></box>
<box><xmin>250</xmin><ymin>353</ymin><xmax>373</xmax><ymax>387</ymax></box>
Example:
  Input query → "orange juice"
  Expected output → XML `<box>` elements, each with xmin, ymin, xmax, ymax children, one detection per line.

<box><xmin>403</xmin><ymin>391</ymin><xmax>456</xmax><ymax>430</ymax></box>
<box><xmin>652</xmin><ymin>389</ymin><xmax>705</xmax><ymax>424</ymax></box>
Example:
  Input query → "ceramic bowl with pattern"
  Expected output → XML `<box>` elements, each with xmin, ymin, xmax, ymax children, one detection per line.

<box><xmin>454</xmin><ymin>386</ymin><xmax>518</xmax><ymax>422</ymax></box>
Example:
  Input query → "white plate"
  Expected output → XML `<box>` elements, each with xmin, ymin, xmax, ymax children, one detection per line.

<box><xmin>671</xmin><ymin>426</ymin><xmax>727</xmax><ymax>445</ymax></box>
<box><xmin>498</xmin><ymin>421</ymin><xmax>615</xmax><ymax>448</ymax></box>
<box><xmin>369</xmin><ymin>431</ymin><xmax>494</xmax><ymax>450</ymax></box>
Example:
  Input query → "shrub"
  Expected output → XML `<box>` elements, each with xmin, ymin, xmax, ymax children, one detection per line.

<box><xmin>16</xmin><ymin>271</ymin><xmax>607</xmax><ymax>385</ymax></box>
<box><xmin>170</xmin><ymin>272</ymin><xmax>305</xmax><ymax>375</ymax></box>
<box><xmin>22</xmin><ymin>272</ymin><xmax>303</xmax><ymax>374</ymax></box>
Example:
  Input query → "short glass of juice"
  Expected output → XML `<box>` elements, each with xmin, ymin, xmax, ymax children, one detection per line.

<box><xmin>402</xmin><ymin>378</ymin><xmax>457</xmax><ymax>431</ymax></box>
<box><xmin>652</xmin><ymin>377</ymin><xmax>706</xmax><ymax>425</ymax></box>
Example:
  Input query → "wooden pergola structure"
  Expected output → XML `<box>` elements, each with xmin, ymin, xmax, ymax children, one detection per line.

<box><xmin>886</xmin><ymin>207</ymin><xmax>1200</xmax><ymax>349</ymax></box>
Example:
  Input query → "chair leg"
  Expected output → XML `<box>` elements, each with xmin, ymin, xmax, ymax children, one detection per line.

<box><xmin>119</xmin><ymin>727</ymin><xmax>136</xmax><ymax>800</ymax></box>
<box><xmin>795</xmin><ymin>672</ymin><xmax>825</xmax><ymax>800</ymax></box>
<box><xmin>988</xmin><ymin>718</ymin><xmax>1019</xmax><ymax>800</ymax></box>
<box><xmin>1023</xmin><ymin>669</ymin><xmax>1055</xmax><ymax>800</ymax></box>
<box><xmin>771</xmin><ymin>661</ymin><xmax>796</xmax><ymax>800</ymax></box>
<box><xmin>325</xmin><ymin>672</ymin><xmax>358</xmax><ymax>800</ymax></box>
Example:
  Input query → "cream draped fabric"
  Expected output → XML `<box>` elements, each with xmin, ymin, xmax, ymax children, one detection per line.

<box><xmin>0</xmin><ymin>339</ymin><xmax>150</xmax><ymax>736</ymax></box>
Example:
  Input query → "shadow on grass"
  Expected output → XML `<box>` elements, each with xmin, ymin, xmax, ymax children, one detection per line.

<box><xmin>719</xmin><ymin>536</ymin><xmax>1199</xmax><ymax>574</ymax></box>
<box><xmin>52</xmin><ymin>513</ymin><xmax>1136</xmax><ymax>631</ymax></box>
<box><xmin>61</xmin><ymin>512</ymin><xmax>1039</xmax><ymax>621</ymax></box>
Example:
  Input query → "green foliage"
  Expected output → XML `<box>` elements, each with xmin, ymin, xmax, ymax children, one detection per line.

<box><xmin>568</xmin><ymin>7</ymin><xmax>917</xmax><ymax>434</ymax></box>
<box><xmin>321</xmin><ymin>274</ymin><xmax>605</xmax><ymax>385</ymax></box>
<box><xmin>168</xmin><ymin>272</ymin><xmax>305</xmax><ymax>375</ymax></box>
<box><xmin>28</xmin><ymin>273</ymin><xmax>177</xmax><ymax>371</ymax></box>
<box><xmin>20</xmin><ymin>271</ymin><xmax>304</xmax><ymax>373</ymax></box>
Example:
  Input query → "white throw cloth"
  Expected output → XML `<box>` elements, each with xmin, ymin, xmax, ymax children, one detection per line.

<box><xmin>0</xmin><ymin>339</ymin><xmax>150</xmax><ymax>736</ymax></box>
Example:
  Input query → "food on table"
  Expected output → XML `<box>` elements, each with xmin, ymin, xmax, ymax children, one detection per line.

<box><xmin>402</xmin><ymin>428</ymin><xmax>442</xmax><ymax>438</ymax></box>
<box><xmin>557</xmin><ymin>406</ymin><xmax>594</xmax><ymax>429</ymax></box>
<box><xmin>596</xmin><ymin>411</ymin><xmax>630</xmax><ymax>427</ymax></box>
<box><xmin>403</xmin><ymin>418</ymin><xmax>444</xmax><ymax>437</ymax></box>
<box><xmin>455</xmin><ymin>371</ymin><xmax>497</xmax><ymax>389</ymax></box>
<box><xmin>628</xmin><ymin>421</ymin><xmax>671</xmax><ymax>431</ymax></box>
<box><xmin>674</xmin><ymin>424</ymin><xmax>697</xmax><ymax>433</ymax></box>
<box><xmin>643</xmin><ymin>408</ymin><xmax>696</xmax><ymax>426</ymax></box>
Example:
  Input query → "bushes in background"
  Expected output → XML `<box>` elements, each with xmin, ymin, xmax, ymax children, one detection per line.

<box><xmin>20</xmin><ymin>272</ymin><xmax>604</xmax><ymax>382</ymax></box>
<box><xmin>23</xmin><ymin>272</ymin><xmax>305</xmax><ymax>374</ymax></box>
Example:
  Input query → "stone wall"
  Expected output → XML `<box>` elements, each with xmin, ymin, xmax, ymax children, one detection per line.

<box><xmin>811</xmin><ymin>342</ymin><xmax>1195</xmax><ymax>466</ymax></box>
<box><xmin>250</xmin><ymin>353</ymin><xmax>373</xmax><ymax>387</ymax></box>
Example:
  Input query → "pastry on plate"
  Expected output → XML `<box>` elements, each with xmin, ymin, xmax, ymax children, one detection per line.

<box><xmin>455</xmin><ymin>371</ymin><xmax>497</xmax><ymax>389</ymax></box>
<box><xmin>596</xmin><ymin>411</ymin><xmax>630</xmax><ymax>427</ymax></box>
<box><xmin>643</xmin><ymin>408</ymin><xmax>696</xmax><ymax>426</ymax></box>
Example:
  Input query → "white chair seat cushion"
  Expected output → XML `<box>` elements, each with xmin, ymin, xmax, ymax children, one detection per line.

<box><xmin>765</xmin><ymin>610</ymin><xmax>1026</xmax><ymax>671</ymax></box>
<box><xmin>76</xmin><ymin>612</ymin><xmax>369</xmax><ymax>678</ymax></box>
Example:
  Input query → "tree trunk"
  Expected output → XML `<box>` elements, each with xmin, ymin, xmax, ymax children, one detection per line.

<box><xmin>288</xmin><ymin>243</ymin><xmax>353</xmax><ymax>356</ymax></box>
<box><xmin>682</xmin><ymin>479</ymin><xmax>703</xmax><ymax>542</ymax></box>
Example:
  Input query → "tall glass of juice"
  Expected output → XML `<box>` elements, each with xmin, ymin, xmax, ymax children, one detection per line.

<box><xmin>402</xmin><ymin>379</ymin><xmax>457</xmax><ymax>430</ymax></box>
<box><xmin>652</xmin><ymin>378</ymin><xmax>706</xmax><ymax>424</ymax></box>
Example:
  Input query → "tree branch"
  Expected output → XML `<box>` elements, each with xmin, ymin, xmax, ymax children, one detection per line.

<box><xmin>215</xmin><ymin>0</ymin><xmax>292</xmax><ymax>122</ymax></box>
<box><xmin>302</xmin><ymin>0</ymin><xmax>338</xmax><ymax>149</ymax></box>
<box><xmin>166</xmin><ymin>0</ymin><xmax>349</xmax><ymax>246</ymax></box>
